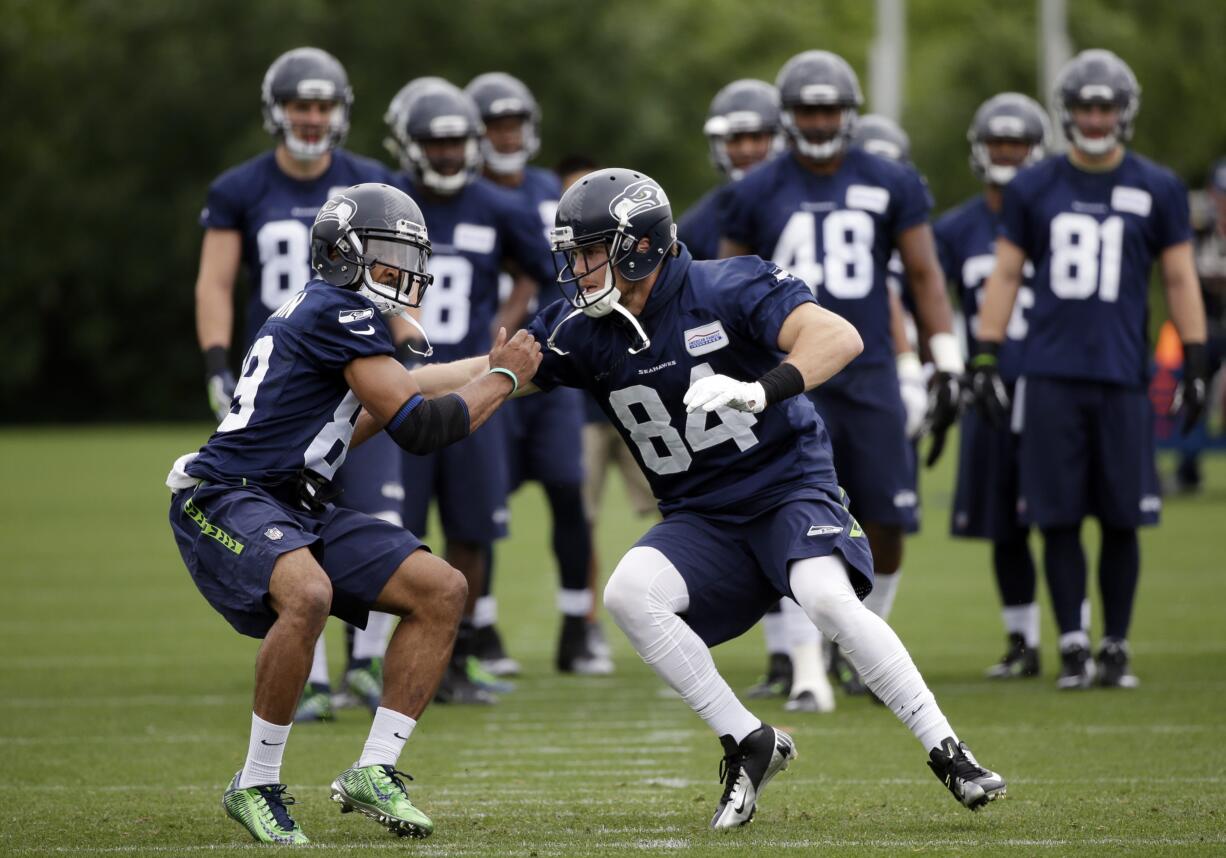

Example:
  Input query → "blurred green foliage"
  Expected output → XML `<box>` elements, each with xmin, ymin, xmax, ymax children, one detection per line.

<box><xmin>3</xmin><ymin>0</ymin><xmax>1223</xmax><ymax>420</ymax></box>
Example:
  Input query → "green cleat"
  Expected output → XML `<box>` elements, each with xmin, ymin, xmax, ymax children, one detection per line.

<box><xmin>222</xmin><ymin>772</ymin><xmax>310</xmax><ymax>845</ymax></box>
<box><xmin>330</xmin><ymin>763</ymin><xmax>434</xmax><ymax>838</ymax></box>
<box><xmin>295</xmin><ymin>685</ymin><xmax>335</xmax><ymax>723</ymax></box>
<box><xmin>343</xmin><ymin>661</ymin><xmax>383</xmax><ymax>714</ymax></box>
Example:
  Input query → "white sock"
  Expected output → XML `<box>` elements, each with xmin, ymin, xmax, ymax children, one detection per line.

<box><xmin>358</xmin><ymin>707</ymin><xmax>416</xmax><ymax>768</ymax></box>
<box><xmin>239</xmin><ymin>713</ymin><xmax>291</xmax><ymax>788</ymax></box>
<box><xmin>1060</xmin><ymin>630</ymin><xmax>1090</xmax><ymax>651</ymax></box>
<box><xmin>473</xmin><ymin>595</ymin><xmax>497</xmax><ymax>629</ymax></box>
<box><xmin>789</xmin><ymin>556</ymin><xmax>955</xmax><ymax>752</ymax></box>
<box><xmin>1002</xmin><ymin>603</ymin><xmax>1040</xmax><ymax>648</ymax></box>
<box><xmin>308</xmin><ymin>635</ymin><xmax>330</xmax><ymax>687</ymax></box>
<box><xmin>557</xmin><ymin>588</ymin><xmax>594</xmax><ymax>618</ymax></box>
<box><xmin>353</xmin><ymin>612</ymin><xmax>393</xmax><ymax>661</ymax></box>
<box><xmin>862</xmin><ymin>570</ymin><xmax>902</xmax><ymax>621</ymax></box>
<box><xmin>762</xmin><ymin>609</ymin><xmax>788</xmax><ymax>655</ymax></box>
<box><xmin>604</xmin><ymin>547</ymin><xmax>761</xmax><ymax>743</ymax></box>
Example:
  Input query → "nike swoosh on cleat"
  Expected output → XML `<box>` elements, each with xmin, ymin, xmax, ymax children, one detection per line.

<box><xmin>260</xmin><ymin>739</ymin><xmax>285</xmax><ymax>746</ymax></box>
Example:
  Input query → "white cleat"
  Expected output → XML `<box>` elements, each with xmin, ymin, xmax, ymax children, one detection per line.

<box><xmin>710</xmin><ymin>725</ymin><xmax>797</xmax><ymax>830</ymax></box>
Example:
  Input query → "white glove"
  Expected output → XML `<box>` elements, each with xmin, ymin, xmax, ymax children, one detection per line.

<box><xmin>897</xmin><ymin>352</ymin><xmax>928</xmax><ymax>440</ymax></box>
<box><xmin>683</xmin><ymin>374</ymin><xmax>767</xmax><ymax>413</ymax></box>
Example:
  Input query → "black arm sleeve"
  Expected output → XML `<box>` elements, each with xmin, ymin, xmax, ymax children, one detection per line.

<box><xmin>385</xmin><ymin>393</ymin><xmax>471</xmax><ymax>455</ymax></box>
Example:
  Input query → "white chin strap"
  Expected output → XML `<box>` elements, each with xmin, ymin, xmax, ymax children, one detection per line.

<box><xmin>420</xmin><ymin>166</ymin><xmax>469</xmax><ymax>195</ymax></box>
<box><xmin>481</xmin><ymin>142</ymin><xmax>529</xmax><ymax>176</ymax></box>
<box><xmin>396</xmin><ymin>311</ymin><xmax>434</xmax><ymax>358</ymax></box>
<box><xmin>546</xmin><ymin>272</ymin><xmax>651</xmax><ymax>357</ymax></box>
<box><xmin>795</xmin><ymin>134</ymin><xmax>844</xmax><ymax>161</ymax></box>
<box><xmin>1070</xmin><ymin>129</ymin><xmax>1118</xmax><ymax>156</ymax></box>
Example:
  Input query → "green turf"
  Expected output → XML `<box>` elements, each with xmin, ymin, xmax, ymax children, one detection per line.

<box><xmin>2</xmin><ymin>426</ymin><xmax>1225</xmax><ymax>856</ymax></box>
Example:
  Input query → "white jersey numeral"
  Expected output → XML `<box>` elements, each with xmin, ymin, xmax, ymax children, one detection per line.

<box><xmin>217</xmin><ymin>336</ymin><xmax>274</xmax><ymax>433</ymax></box>
<box><xmin>772</xmin><ymin>210</ymin><xmax>876</xmax><ymax>300</ymax></box>
<box><xmin>303</xmin><ymin>390</ymin><xmax>362</xmax><ymax>480</ymax></box>
<box><xmin>418</xmin><ymin>255</ymin><xmax>473</xmax><ymax>345</ymax></box>
<box><xmin>256</xmin><ymin>220</ymin><xmax>312</xmax><ymax>311</ymax></box>
<box><xmin>962</xmin><ymin>253</ymin><xmax>1034</xmax><ymax>341</ymax></box>
<box><xmin>1049</xmin><ymin>213</ymin><xmax>1124</xmax><ymax>302</ymax></box>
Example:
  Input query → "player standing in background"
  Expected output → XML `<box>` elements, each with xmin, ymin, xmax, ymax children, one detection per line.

<box><xmin>170</xmin><ymin>182</ymin><xmax>542</xmax><ymax>843</ymax></box>
<box><xmin>678</xmin><ymin>79</ymin><xmax>782</xmax><ymax>261</ymax></box>
<box><xmin>936</xmin><ymin>93</ymin><xmax>1051</xmax><ymax>679</ymax></box>
<box><xmin>525</xmin><ymin>167</ymin><xmax>1004</xmax><ymax>828</ymax></box>
<box><xmin>384</xmin><ymin>78</ymin><xmax>557</xmax><ymax>702</ymax></box>
<box><xmin>972</xmin><ymin>50</ymin><xmax>1208</xmax><ymax>689</ymax></box>
<box><xmin>465</xmin><ymin>72</ymin><xmax>611</xmax><ymax>675</ymax></box>
<box><xmin>193</xmin><ymin>48</ymin><xmax>400</xmax><ymax>722</ymax></box>
<box><xmin>719</xmin><ymin>50</ymin><xmax>963</xmax><ymax>702</ymax></box>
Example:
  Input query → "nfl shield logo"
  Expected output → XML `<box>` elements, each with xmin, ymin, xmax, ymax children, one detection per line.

<box><xmin>264</xmin><ymin>527</ymin><xmax>284</xmax><ymax>541</ymax></box>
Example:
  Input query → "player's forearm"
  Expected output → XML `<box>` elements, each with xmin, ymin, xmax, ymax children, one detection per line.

<box><xmin>1162</xmin><ymin>245</ymin><xmax>1208</xmax><ymax>344</ymax></box>
<box><xmin>409</xmin><ymin>356</ymin><xmax>490</xmax><ymax>397</ymax></box>
<box><xmin>350</xmin><ymin>408</ymin><xmax>385</xmax><ymax>450</ymax></box>
<box><xmin>195</xmin><ymin>279</ymin><xmax>235</xmax><ymax>351</ymax></box>
<box><xmin>455</xmin><ymin>372</ymin><xmax>516</xmax><ymax>432</ymax></box>
<box><xmin>976</xmin><ymin>271</ymin><xmax>1021</xmax><ymax>343</ymax></box>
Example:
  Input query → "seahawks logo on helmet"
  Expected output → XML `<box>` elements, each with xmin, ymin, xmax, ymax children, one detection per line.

<box><xmin>316</xmin><ymin>195</ymin><xmax>357</xmax><ymax>227</ymax></box>
<box><xmin>609</xmin><ymin>179</ymin><xmax>668</xmax><ymax>223</ymax></box>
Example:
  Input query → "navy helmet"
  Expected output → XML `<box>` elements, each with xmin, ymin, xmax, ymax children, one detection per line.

<box><xmin>465</xmin><ymin>72</ymin><xmax>541</xmax><ymax>176</ymax></box>
<box><xmin>1054</xmin><ymin>49</ymin><xmax>1140</xmax><ymax>155</ymax></box>
<box><xmin>261</xmin><ymin>47</ymin><xmax>353</xmax><ymax>160</ymax></box>
<box><xmin>775</xmin><ymin>50</ymin><xmax>863</xmax><ymax>161</ymax></box>
<box><xmin>703</xmin><ymin>79</ymin><xmax>782</xmax><ymax>178</ymax></box>
<box><xmin>967</xmin><ymin>92</ymin><xmax>1051</xmax><ymax>185</ymax></box>
<box><xmin>850</xmin><ymin>114</ymin><xmax>911</xmax><ymax>164</ymax></box>
<box><xmin>385</xmin><ymin>79</ymin><xmax>483</xmax><ymax>195</ymax></box>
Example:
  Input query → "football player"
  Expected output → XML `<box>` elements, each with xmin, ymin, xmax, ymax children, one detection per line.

<box><xmin>522</xmin><ymin>167</ymin><xmax>1004</xmax><ymax>829</ymax></box>
<box><xmin>465</xmin><ymin>72</ymin><xmax>611</xmax><ymax>675</ymax></box>
<box><xmin>168</xmin><ymin>183</ymin><xmax>542</xmax><ymax>843</ymax></box>
<box><xmin>718</xmin><ymin>51</ymin><xmax>964</xmax><ymax>694</ymax></box>
<box><xmin>193</xmin><ymin>48</ymin><xmax>403</xmax><ymax>721</ymax></box>
<box><xmin>384</xmin><ymin>78</ymin><xmax>557</xmax><ymax>702</ymax></box>
<box><xmin>972</xmin><ymin>50</ymin><xmax>1209</xmax><ymax>689</ymax></box>
<box><xmin>936</xmin><ymin>93</ymin><xmax>1051</xmax><ymax>679</ymax></box>
<box><xmin>678</xmin><ymin>79</ymin><xmax>782</xmax><ymax>261</ymax></box>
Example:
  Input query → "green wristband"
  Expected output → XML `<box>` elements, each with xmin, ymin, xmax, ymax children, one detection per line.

<box><xmin>488</xmin><ymin>366</ymin><xmax>519</xmax><ymax>395</ymax></box>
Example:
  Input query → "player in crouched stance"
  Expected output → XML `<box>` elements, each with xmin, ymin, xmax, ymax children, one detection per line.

<box><xmin>167</xmin><ymin>183</ymin><xmax>540</xmax><ymax>844</ymax></box>
<box><xmin>522</xmin><ymin>168</ymin><xmax>1004</xmax><ymax>829</ymax></box>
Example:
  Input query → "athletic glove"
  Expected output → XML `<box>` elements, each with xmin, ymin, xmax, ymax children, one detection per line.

<box><xmin>967</xmin><ymin>342</ymin><xmax>1011</xmax><ymax>429</ymax></box>
<box><xmin>204</xmin><ymin>346</ymin><xmax>236</xmax><ymax>423</ymax></box>
<box><xmin>1171</xmin><ymin>342</ymin><xmax>1209</xmax><ymax>435</ymax></box>
<box><xmin>924</xmin><ymin>370</ymin><xmax>960</xmax><ymax>467</ymax></box>
<box><xmin>683</xmin><ymin>374</ymin><xmax>767</xmax><ymax>414</ymax></box>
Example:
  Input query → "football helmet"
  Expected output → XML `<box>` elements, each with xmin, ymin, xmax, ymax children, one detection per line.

<box><xmin>703</xmin><ymin>79</ymin><xmax>782</xmax><ymax>179</ymax></box>
<box><xmin>776</xmin><ymin>50</ymin><xmax>863</xmax><ymax>161</ymax></box>
<box><xmin>310</xmin><ymin>183</ymin><xmax>434</xmax><ymax>320</ymax></box>
<box><xmin>465</xmin><ymin>72</ymin><xmax>541</xmax><ymax>176</ymax></box>
<box><xmin>1054</xmin><ymin>49</ymin><xmax>1140</xmax><ymax>156</ymax></box>
<box><xmin>546</xmin><ymin>168</ymin><xmax>677</xmax><ymax>353</ymax></box>
<box><xmin>968</xmin><ymin>93</ymin><xmax>1051</xmax><ymax>185</ymax></box>
<box><xmin>850</xmin><ymin>114</ymin><xmax>911</xmax><ymax>164</ymax></box>
<box><xmin>261</xmin><ymin>47</ymin><xmax>352</xmax><ymax>161</ymax></box>
<box><xmin>385</xmin><ymin>79</ymin><xmax>483</xmax><ymax>195</ymax></box>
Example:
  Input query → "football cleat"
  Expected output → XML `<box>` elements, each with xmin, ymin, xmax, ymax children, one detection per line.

<box><xmin>474</xmin><ymin>624</ymin><xmax>521</xmax><ymax>677</ymax></box>
<box><xmin>829</xmin><ymin>647</ymin><xmax>869</xmax><ymax>696</ymax></box>
<box><xmin>341</xmin><ymin>661</ymin><xmax>383</xmax><ymax>714</ymax></box>
<box><xmin>745</xmin><ymin>652</ymin><xmax>792</xmax><ymax>698</ymax></box>
<box><xmin>557</xmin><ymin>615</ymin><xmax>614</xmax><ymax>675</ymax></box>
<box><xmin>467</xmin><ymin>656</ymin><xmax>516</xmax><ymax>693</ymax></box>
<box><xmin>330</xmin><ymin>764</ymin><xmax>433</xmax><ymax>838</ymax></box>
<box><xmin>783</xmin><ymin>688</ymin><xmax>835</xmax><ymax>713</ymax></box>
<box><xmin>1057</xmin><ymin>642</ymin><xmax>1097</xmax><ymax>690</ymax></box>
<box><xmin>1096</xmin><ymin>639</ymin><xmax>1140</xmax><ymax>689</ymax></box>
<box><xmin>926</xmin><ymin>737</ymin><xmax>1006</xmax><ymax>810</ymax></box>
<box><xmin>985</xmin><ymin>633</ymin><xmax>1041</xmax><ymax>679</ymax></box>
<box><xmin>294</xmin><ymin>684</ymin><xmax>335</xmax><ymax>723</ymax></box>
<box><xmin>587</xmin><ymin>619</ymin><xmax>612</xmax><ymax>659</ymax></box>
<box><xmin>222</xmin><ymin>772</ymin><xmax>309</xmax><ymax>845</ymax></box>
<box><xmin>434</xmin><ymin>661</ymin><xmax>497</xmax><ymax>705</ymax></box>
<box><xmin>710</xmin><ymin>725</ymin><xmax>797</xmax><ymax>830</ymax></box>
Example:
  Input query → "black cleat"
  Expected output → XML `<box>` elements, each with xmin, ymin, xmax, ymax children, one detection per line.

<box><xmin>985</xmin><ymin>632</ymin><xmax>1041</xmax><ymax>679</ymax></box>
<box><xmin>829</xmin><ymin>646</ymin><xmax>869</xmax><ymax>695</ymax></box>
<box><xmin>556</xmin><ymin>615</ymin><xmax>613</xmax><ymax>675</ymax></box>
<box><xmin>1056</xmin><ymin>642</ymin><xmax>1097</xmax><ymax>690</ymax></box>
<box><xmin>745</xmin><ymin>653</ymin><xmax>792</xmax><ymax>698</ymax></box>
<box><xmin>434</xmin><ymin>660</ymin><xmax>497</xmax><ymax>705</ymax></box>
<box><xmin>1096</xmin><ymin>638</ymin><xmax>1139</xmax><ymax>688</ymax></box>
<box><xmin>710</xmin><ymin>725</ymin><xmax>797</xmax><ymax>830</ymax></box>
<box><xmin>927</xmin><ymin>737</ymin><xmax>1006</xmax><ymax>810</ymax></box>
<box><xmin>473</xmin><ymin>624</ymin><xmax>521</xmax><ymax>677</ymax></box>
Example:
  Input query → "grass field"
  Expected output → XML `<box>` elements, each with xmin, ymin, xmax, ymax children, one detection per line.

<box><xmin>2</xmin><ymin>425</ymin><xmax>1225</xmax><ymax>857</ymax></box>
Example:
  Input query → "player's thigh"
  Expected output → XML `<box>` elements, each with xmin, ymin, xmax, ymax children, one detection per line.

<box><xmin>1091</xmin><ymin>385</ymin><xmax>1161</xmax><ymax>527</ymax></box>
<box><xmin>436</xmin><ymin>418</ymin><xmax>510</xmax><ymax>543</ymax></box>
<box><xmin>315</xmin><ymin>506</ymin><xmax>424</xmax><ymax>626</ymax></box>
<box><xmin>370</xmin><ymin>546</ymin><xmax>466</xmax><ymax>621</ymax></box>
<box><xmin>1016</xmin><ymin>376</ymin><xmax>1091</xmax><ymax>527</ymax></box>
<box><xmin>335</xmin><ymin>432</ymin><xmax>404</xmax><ymax>522</ymax></box>
<box><xmin>627</xmin><ymin>514</ymin><xmax>775</xmax><ymax>647</ymax></box>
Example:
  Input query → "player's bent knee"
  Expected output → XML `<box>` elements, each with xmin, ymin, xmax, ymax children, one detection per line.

<box><xmin>268</xmin><ymin>549</ymin><xmax>333</xmax><ymax>627</ymax></box>
<box><xmin>603</xmin><ymin>546</ymin><xmax>684</xmax><ymax>628</ymax></box>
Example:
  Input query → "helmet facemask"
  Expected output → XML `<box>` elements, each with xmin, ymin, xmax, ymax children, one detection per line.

<box><xmin>782</xmin><ymin>105</ymin><xmax>857</xmax><ymax>162</ymax></box>
<box><xmin>480</xmin><ymin>114</ymin><xmax>540</xmax><ymax>176</ymax></box>
<box><xmin>270</xmin><ymin>99</ymin><xmax>348</xmax><ymax>161</ymax></box>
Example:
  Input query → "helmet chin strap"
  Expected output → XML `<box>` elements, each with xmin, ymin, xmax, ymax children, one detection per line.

<box><xmin>396</xmin><ymin>311</ymin><xmax>435</xmax><ymax>358</ymax></box>
<box><xmin>548</xmin><ymin>268</ymin><xmax>651</xmax><ymax>357</ymax></box>
<box><xmin>1071</xmin><ymin>129</ymin><xmax>1117</xmax><ymax>156</ymax></box>
<box><xmin>985</xmin><ymin>164</ymin><xmax>1019</xmax><ymax>186</ymax></box>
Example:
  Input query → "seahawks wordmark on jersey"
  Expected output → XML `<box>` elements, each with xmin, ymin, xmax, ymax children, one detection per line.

<box><xmin>999</xmin><ymin>152</ymin><xmax>1191</xmax><ymax>387</ymax></box>
<box><xmin>189</xmin><ymin>282</ymin><xmax>394</xmax><ymax>487</ymax></box>
<box><xmin>717</xmin><ymin>149</ymin><xmax>932</xmax><ymax>369</ymax></box>
<box><xmin>201</xmin><ymin>150</ymin><xmax>395</xmax><ymax>349</ymax></box>
<box><xmin>527</xmin><ymin>248</ymin><xmax>838</xmax><ymax>520</ymax></box>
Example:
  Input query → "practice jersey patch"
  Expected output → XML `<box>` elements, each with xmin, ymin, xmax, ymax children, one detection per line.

<box><xmin>684</xmin><ymin>320</ymin><xmax>730</xmax><ymax>356</ymax></box>
<box><xmin>1111</xmin><ymin>186</ymin><xmax>1152</xmax><ymax>217</ymax></box>
<box><xmin>454</xmin><ymin>223</ymin><xmax>497</xmax><ymax>254</ymax></box>
<box><xmin>846</xmin><ymin>184</ymin><xmax>890</xmax><ymax>214</ymax></box>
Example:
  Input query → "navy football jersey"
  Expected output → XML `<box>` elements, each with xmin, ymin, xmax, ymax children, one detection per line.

<box><xmin>718</xmin><ymin>149</ymin><xmax>932</xmax><ymax>369</ymax></box>
<box><xmin>188</xmin><ymin>281</ymin><xmax>394</xmax><ymax>486</ymax></box>
<box><xmin>677</xmin><ymin>186</ymin><xmax>724</xmax><ymax>262</ymax></box>
<box><xmin>527</xmin><ymin>247</ymin><xmax>839</xmax><ymax>520</ymax></box>
<box><xmin>1000</xmin><ymin>152</ymin><xmax>1191</xmax><ymax>386</ymax></box>
<box><xmin>200</xmin><ymin>149</ymin><xmax>395</xmax><ymax>349</ymax></box>
<box><xmin>396</xmin><ymin>176</ymin><xmax>555</xmax><ymax>363</ymax></box>
<box><xmin>497</xmin><ymin>166</ymin><xmax>562</xmax><ymax>305</ymax></box>
<box><xmin>934</xmin><ymin>195</ymin><xmax>1035</xmax><ymax>383</ymax></box>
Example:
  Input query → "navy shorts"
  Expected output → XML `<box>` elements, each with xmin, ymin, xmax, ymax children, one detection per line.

<box><xmin>335</xmin><ymin>431</ymin><xmax>404</xmax><ymax>520</ymax></box>
<box><xmin>506</xmin><ymin>387</ymin><xmax>585</xmax><ymax>490</ymax></box>
<box><xmin>635</xmin><ymin>491</ymin><xmax>875</xmax><ymax>647</ymax></box>
<box><xmin>951</xmin><ymin>407</ymin><xmax>1025</xmax><ymax>541</ymax></box>
<box><xmin>1016</xmin><ymin>376</ymin><xmax>1161</xmax><ymax>529</ymax></box>
<box><xmin>401</xmin><ymin>410</ymin><xmax>509</xmax><ymax>543</ymax></box>
<box><xmin>808</xmin><ymin>364</ymin><xmax>918</xmax><ymax>530</ymax></box>
<box><xmin>168</xmin><ymin>482</ymin><xmax>422</xmax><ymax>639</ymax></box>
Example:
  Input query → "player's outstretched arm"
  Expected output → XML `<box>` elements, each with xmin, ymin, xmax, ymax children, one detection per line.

<box><xmin>344</xmin><ymin>328</ymin><xmax>541</xmax><ymax>455</ymax></box>
<box><xmin>195</xmin><ymin>228</ymin><xmax>242</xmax><ymax>420</ymax></box>
<box><xmin>1160</xmin><ymin>241</ymin><xmax>1210</xmax><ymax>432</ymax></box>
<box><xmin>967</xmin><ymin>237</ymin><xmax>1026</xmax><ymax>427</ymax></box>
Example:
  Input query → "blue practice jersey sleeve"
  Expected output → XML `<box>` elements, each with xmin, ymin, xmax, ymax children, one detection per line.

<box><xmin>297</xmin><ymin>289</ymin><xmax>396</xmax><ymax>372</ymax></box>
<box><xmin>710</xmin><ymin>258</ymin><xmax>818</xmax><ymax>352</ymax></box>
<box><xmin>200</xmin><ymin>170</ymin><xmax>247</xmax><ymax>231</ymax></box>
<box><xmin>1153</xmin><ymin>171</ymin><xmax>1193</xmax><ymax>250</ymax></box>
<box><xmin>496</xmin><ymin>192</ymin><xmax>556</xmax><ymax>287</ymax></box>
<box><xmin>890</xmin><ymin>166</ymin><xmax>933</xmax><ymax>237</ymax></box>
<box><xmin>998</xmin><ymin>179</ymin><xmax>1032</xmax><ymax>255</ymax></box>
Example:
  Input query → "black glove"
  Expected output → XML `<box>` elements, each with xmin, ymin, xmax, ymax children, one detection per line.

<box><xmin>924</xmin><ymin>370</ymin><xmax>960</xmax><ymax>467</ymax></box>
<box><xmin>204</xmin><ymin>346</ymin><xmax>236</xmax><ymax>422</ymax></box>
<box><xmin>1171</xmin><ymin>342</ymin><xmax>1208</xmax><ymax>435</ymax></box>
<box><xmin>295</xmin><ymin>468</ymin><xmax>342</xmax><ymax>513</ymax></box>
<box><xmin>967</xmin><ymin>342</ymin><xmax>1011</xmax><ymax>429</ymax></box>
